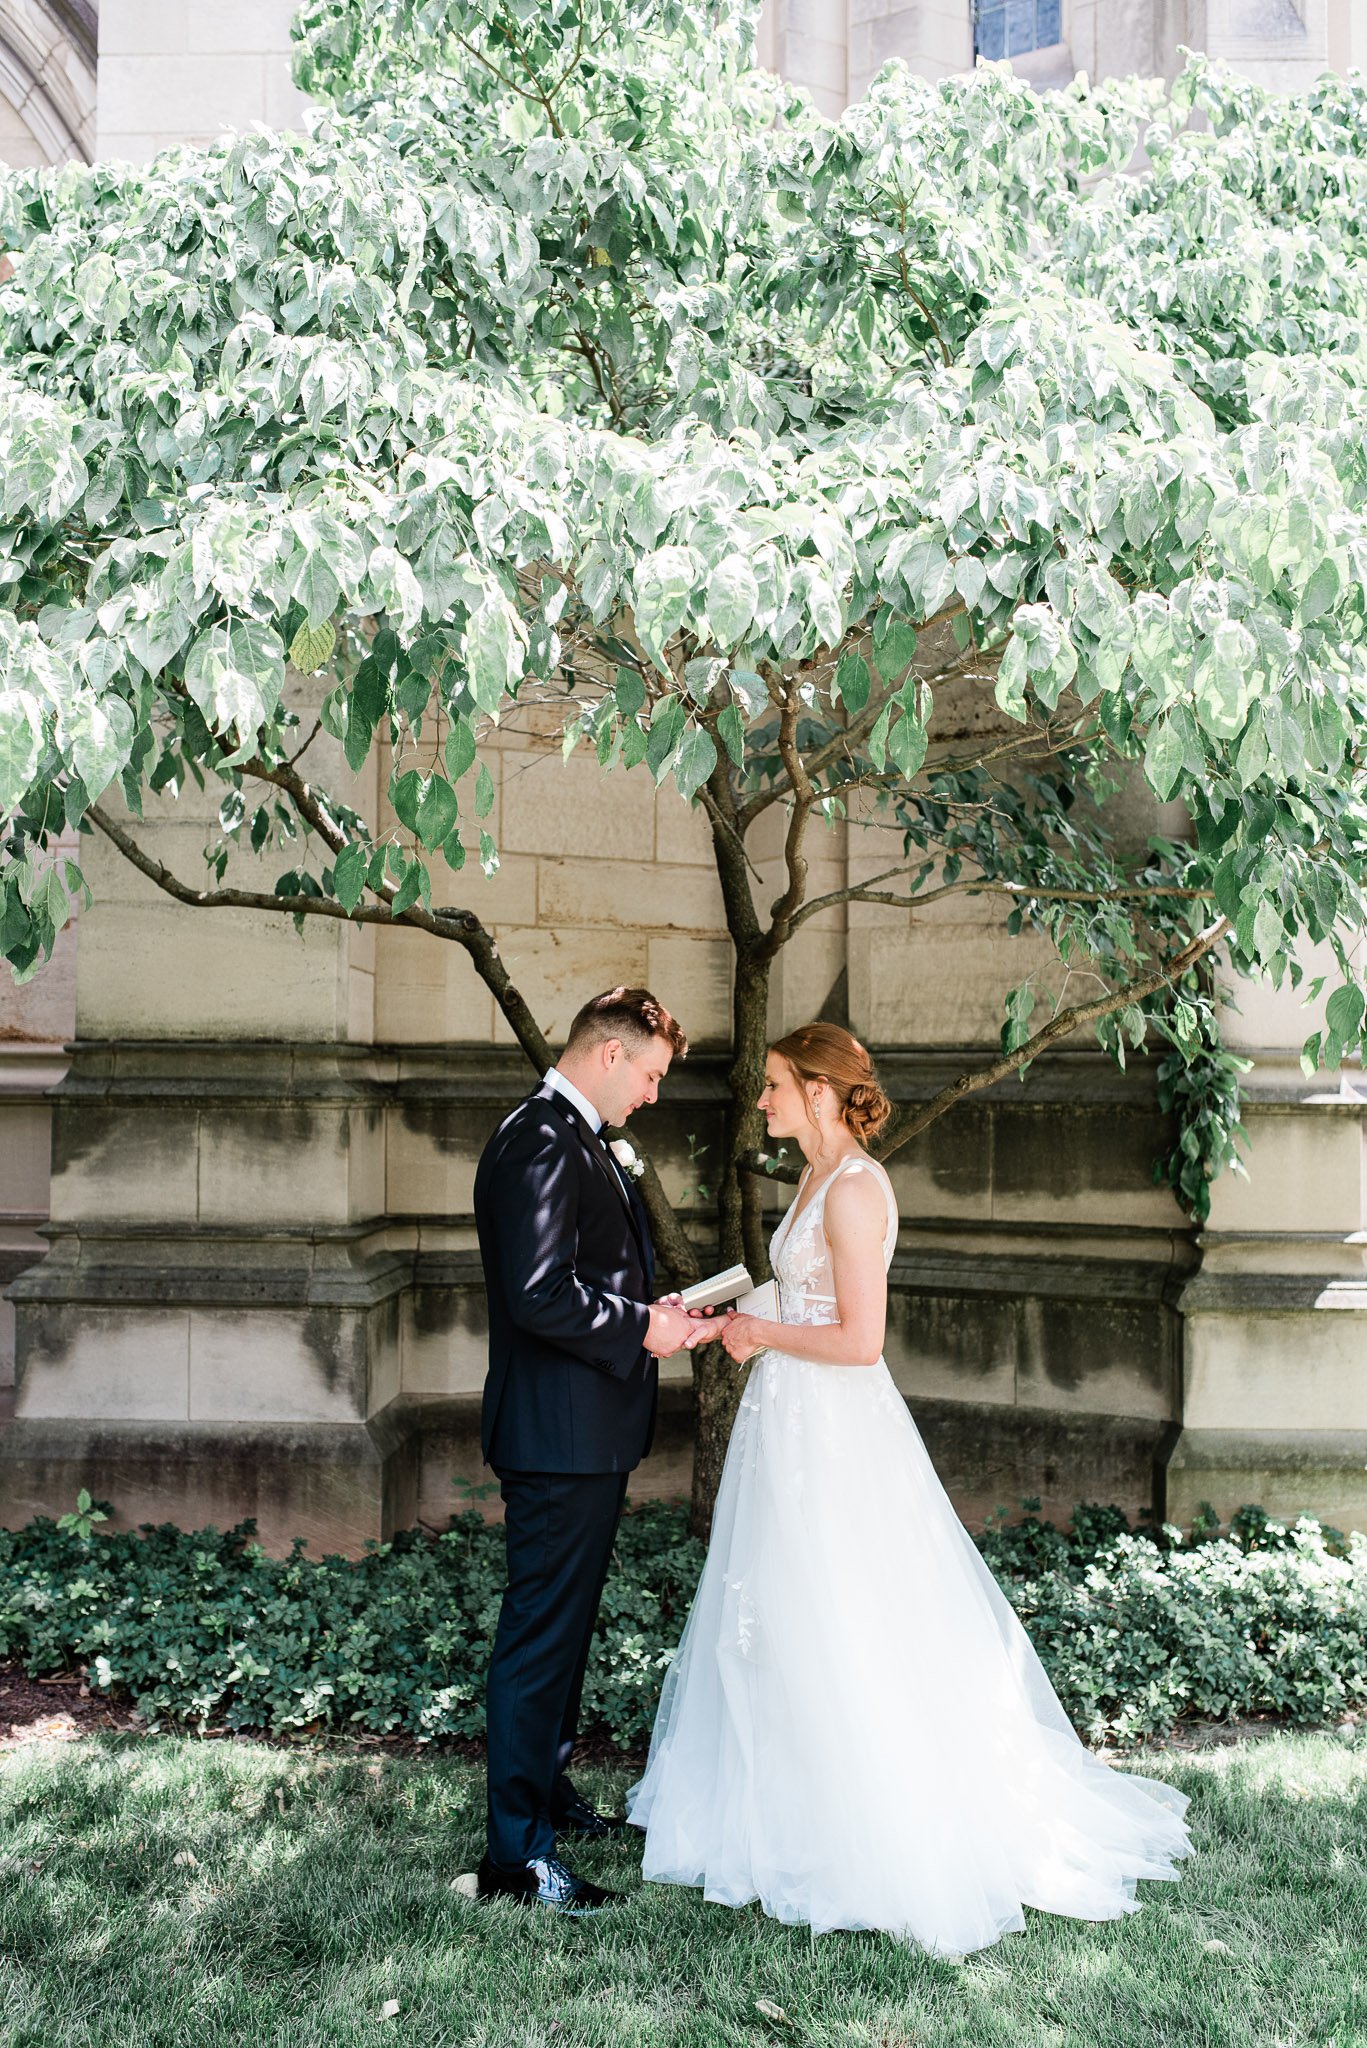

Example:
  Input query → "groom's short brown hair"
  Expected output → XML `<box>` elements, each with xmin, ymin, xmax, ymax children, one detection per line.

<box><xmin>565</xmin><ymin>986</ymin><xmax>688</xmax><ymax>1060</ymax></box>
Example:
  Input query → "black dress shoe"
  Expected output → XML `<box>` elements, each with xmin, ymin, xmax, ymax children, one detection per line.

<box><xmin>552</xmin><ymin>1793</ymin><xmax>627</xmax><ymax>1842</ymax></box>
<box><xmin>476</xmin><ymin>1853</ymin><xmax>624</xmax><ymax>1916</ymax></box>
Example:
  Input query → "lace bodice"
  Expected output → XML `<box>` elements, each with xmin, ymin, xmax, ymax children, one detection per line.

<box><xmin>769</xmin><ymin>1154</ymin><xmax>898</xmax><ymax>1327</ymax></box>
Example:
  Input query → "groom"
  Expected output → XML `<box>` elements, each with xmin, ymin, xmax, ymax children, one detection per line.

<box><xmin>473</xmin><ymin>985</ymin><xmax>700</xmax><ymax>1916</ymax></box>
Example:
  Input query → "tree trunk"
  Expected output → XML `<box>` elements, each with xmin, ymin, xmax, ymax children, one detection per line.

<box><xmin>689</xmin><ymin>938</ymin><xmax>771</xmax><ymax>1538</ymax></box>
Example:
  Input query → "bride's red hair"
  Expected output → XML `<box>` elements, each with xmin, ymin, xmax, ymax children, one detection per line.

<box><xmin>768</xmin><ymin>1023</ymin><xmax>893</xmax><ymax>1143</ymax></box>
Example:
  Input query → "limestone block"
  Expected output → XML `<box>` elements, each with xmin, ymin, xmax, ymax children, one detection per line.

<box><xmin>0</xmin><ymin>1100</ymin><xmax>55</xmax><ymax>1216</ymax></box>
<box><xmin>883</xmin><ymin>1111</ymin><xmax>992</xmax><ymax>1223</ymax></box>
<box><xmin>537</xmin><ymin>858</ymin><xmax>724</xmax><ymax>934</ymax></box>
<box><xmin>501</xmin><ymin>750</ymin><xmax>657</xmax><ymax>863</ymax></box>
<box><xmin>1184</xmin><ymin>1307</ymin><xmax>1367</xmax><ymax>1432</ymax></box>
<box><xmin>17</xmin><ymin>1306</ymin><xmax>190</xmax><ymax>1420</ymax></box>
<box><xmin>189</xmin><ymin>1307</ymin><xmax>365</xmax><ymax>1423</ymax></box>
<box><xmin>49</xmin><ymin>1102</ymin><xmax>201</xmax><ymax>1226</ymax></box>
<box><xmin>98</xmin><ymin>0</ymin><xmax>194</xmax><ymax>55</ymax></box>
<box><xmin>0</xmin><ymin>1413</ymin><xmax>417</xmax><ymax>1555</ymax></box>
<box><xmin>848</xmin><ymin>918</ymin><xmax>1082</xmax><ymax>1050</ymax></box>
<box><xmin>1205</xmin><ymin>1106</ymin><xmax>1364</xmax><ymax>1235</ymax></box>
<box><xmin>196</xmin><ymin>1101</ymin><xmax>378</xmax><ymax>1227</ymax></box>
<box><xmin>97</xmin><ymin>54</ymin><xmax>269</xmax><ymax>138</ymax></box>
<box><xmin>77</xmin><ymin>899</ymin><xmax>353</xmax><ymax>1042</ymax></box>
<box><xmin>768</xmin><ymin>931</ymin><xmax>847</xmax><ymax>1038</ymax></box>
<box><xmin>490</xmin><ymin>928</ymin><xmax>649</xmax><ymax>1046</ymax></box>
<box><xmin>1166</xmin><ymin>1425</ymin><xmax>1367</xmax><ymax>1538</ymax></box>
<box><xmin>782</xmin><ymin>27</ymin><xmax>848</xmax><ymax>95</ymax></box>
<box><xmin>1217</xmin><ymin>933</ymin><xmax>1356</xmax><ymax>1053</ymax></box>
<box><xmin>647</xmin><ymin>935</ymin><xmax>732</xmax><ymax>1047</ymax></box>
<box><xmin>386</xmin><ymin>1108</ymin><xmax>477</xmax><ymax>1216</ymax></box>
<box><xmin>884</xmin><ymin>1289</ymin><xmax>1018</xmax><ymax>1406</ymax></box>
<box><xmin>348</xmin><ymin>962</ymin><xmax>376</xmax><ymax>1044</ymax></box>
<box><xmin>185</xmin><ymin>1</ymin><xmax>301</xmax><ymax>53</ymax></box>
<box><xmin>991</xmin><ymin>1104</ymin><xmax>1182</xmax><ymax>1229</ymax></box>
<box><xmin>401</xmin><ymin>1287</ymin><xmax>489</xmax><ymax>1395</ymax></box>
<box><xmin>654</xmin><ymin>789</ymin><xmax>717</xmax><ymax>866</ymax></box>
<box><xmin>373</xmin><ymin>927</ymin><xmax>498</xmax><ymax>1043</ymax></box>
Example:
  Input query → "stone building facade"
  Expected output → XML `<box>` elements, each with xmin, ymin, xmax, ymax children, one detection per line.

<box><xmin>3</xmin><ymin>0</ymin><xmax>1367</xmax><ymax>1551</ymax></box>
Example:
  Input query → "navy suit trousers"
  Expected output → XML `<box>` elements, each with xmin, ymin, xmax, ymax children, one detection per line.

<box><xmin>485</xmin><ymin>1468</ymin><xmax>629</xmax><ymax>1867</ymax></box>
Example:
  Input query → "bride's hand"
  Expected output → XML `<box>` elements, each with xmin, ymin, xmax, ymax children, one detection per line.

<box><xmin>722</xmin><ymin>1313</ymin><xmax>765</xmax><ymax>1364</ymax></box>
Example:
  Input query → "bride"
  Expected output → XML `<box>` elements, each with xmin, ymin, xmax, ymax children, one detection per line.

<box><xmin>626</xmin><ymin>1022</ymin><xmax>1193</xmax><ymax>1955</ymax></box>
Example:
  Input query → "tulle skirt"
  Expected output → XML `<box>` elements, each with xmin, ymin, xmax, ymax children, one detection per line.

<box><xmin>626</xmin><ymin>1348</ymin><xmax>1193</xmax><ymax>1954</ymax></box>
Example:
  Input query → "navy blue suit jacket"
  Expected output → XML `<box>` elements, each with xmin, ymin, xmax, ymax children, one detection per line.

<box><xmin>474</xmin><ymin>1082</ymin><xmax>658</xmax><ymax>1474</ymax></box>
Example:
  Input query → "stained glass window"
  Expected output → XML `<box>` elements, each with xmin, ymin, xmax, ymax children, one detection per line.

<box><xmin>974</xmin><ymin>0</ymin><xmax>1063</xmax><ymax>61</ymax></box>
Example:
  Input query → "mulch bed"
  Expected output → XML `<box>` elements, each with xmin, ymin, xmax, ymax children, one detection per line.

<box><xmin>0</xmin><ymin>1663</ymin><xmax>141</xmax><ymax>1748</ymax></box>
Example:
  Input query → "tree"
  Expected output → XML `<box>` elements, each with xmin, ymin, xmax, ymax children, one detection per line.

<box><xmin>3</xmin><ymin>0</ymin><xmax>1366</xmax><ymax>1528</ymax></box>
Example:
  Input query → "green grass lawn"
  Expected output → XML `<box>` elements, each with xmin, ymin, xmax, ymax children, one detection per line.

<box><xmin>2</xmin><ymin>1729</ymin><xmax>1365</xmax><ymax>2048</ymax></box>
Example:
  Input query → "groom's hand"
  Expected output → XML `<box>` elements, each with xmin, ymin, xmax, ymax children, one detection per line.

<box><xmin>645</xmin><ymin>1299</ymin><xmax>701</xmax><ymax>1356</ymax></box>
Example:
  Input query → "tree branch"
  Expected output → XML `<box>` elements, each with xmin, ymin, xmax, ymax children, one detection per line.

<box><xmin>758</xmin><ymin>677</ymin><xmax>817</xmax><ymax>961</ymax></box>
<box><xmin>789</xmin><ymin>872</ymin><xmax>1215</xmax><ymax>931</ymax></box>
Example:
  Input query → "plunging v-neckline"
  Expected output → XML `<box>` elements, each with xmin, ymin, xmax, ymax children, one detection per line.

<box><xmin>781</xmin><ymin>1153</ymin><xmax>862</xmax><ymax>1243</ymax></box>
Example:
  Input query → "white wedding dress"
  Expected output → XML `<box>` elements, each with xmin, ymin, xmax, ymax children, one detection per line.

<box><xmin>626</xmin><ymin>1154</ymin><xmax>1193</xmax><ymax>1954</ymax></box>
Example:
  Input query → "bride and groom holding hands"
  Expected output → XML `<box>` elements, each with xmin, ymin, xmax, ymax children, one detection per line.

<box><xmin>472</xmin><ymin>985</ymin><xmax>1193</xmax><ymax>1956</ymax></box>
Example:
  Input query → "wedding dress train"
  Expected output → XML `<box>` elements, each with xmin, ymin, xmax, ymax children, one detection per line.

<box><xmin>626</xmin><ymin>1155</ymin><xmax>1193</xmax><ymax>1954</ymax></box>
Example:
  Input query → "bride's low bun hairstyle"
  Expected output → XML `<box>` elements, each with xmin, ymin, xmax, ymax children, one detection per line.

<box><xmin>769</xmin><ymin>1023</ymin><xmax>893</xmax><ymax>1143</ymax></box>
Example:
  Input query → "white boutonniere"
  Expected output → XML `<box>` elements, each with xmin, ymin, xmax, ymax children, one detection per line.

<box><xmin>608</xmin><ymin>1138</ymin><xmax>645</xmax><ymax>1181</ymax></box>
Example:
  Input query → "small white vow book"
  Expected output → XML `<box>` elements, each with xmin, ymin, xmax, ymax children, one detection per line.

<box><xmin>736</xmin><ymin>1279</ymin><xmax>778</xmax><ymax>1319</ymax></box>
<box><xmin>678</xmin><ymin>1263</ymin><xmax>753</xmax><ymax>1312</ymax></box>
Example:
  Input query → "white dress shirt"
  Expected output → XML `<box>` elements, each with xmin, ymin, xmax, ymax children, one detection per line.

<box><xmin>544</xmin><ymin>1065</ymin><xmax>603</xmax><ymax>1135</ymax></box>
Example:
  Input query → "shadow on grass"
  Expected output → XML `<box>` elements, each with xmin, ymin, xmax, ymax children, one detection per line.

<box><xmin>2</xmin><ymin>1731</ymin><xmax>1366</xmax><ymax>2048</ymax></box>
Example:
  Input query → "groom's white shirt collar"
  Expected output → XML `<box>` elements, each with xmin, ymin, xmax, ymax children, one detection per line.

<box><xmin>544</xmin><ymin>1066</ymin><xmax>603</xmax><ymax>1135</ymax></box>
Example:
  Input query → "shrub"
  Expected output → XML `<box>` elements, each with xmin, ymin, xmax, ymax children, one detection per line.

<box><xmin>1</xmin><ymin>1497</ymin><xmax>1364</xmax><ymax>1749</ymax></box>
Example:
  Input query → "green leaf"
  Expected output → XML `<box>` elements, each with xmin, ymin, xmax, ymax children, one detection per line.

<box><xmin>1325</xmin><ymin>983</ymin><xmax>1364</xmax><ymax>1045</ymax></box>
<box><xmin>445</xmin><ymin>716</ymin><xmax>477</xmax><ymax>782</ymax></box>
<box><xmin>873</xmin><ymin>612</ymin><xmax>918</xmax><ymax>678</ymax></box>
<box><xmin>333</xmin><ymin>842</ymin><xmax>368</xmax><ymax>914</ymax></box>
<box><xmin>474</xmin><ymin>760</ymin><xmax>495</xmax><ymax>819</ymax></box>
<box><xmin>390</xmin><ymin>856</ymin><xmax>424</xmax><ymax>917</ymax></box>
<box><xmin>414</xmin><ymin>775</ymin><xmax>458</xmax><ymax>850</ymax></box>
<box><xmin>1143</xmin><ymin>717</ymin><xmax>1185</xmax><ymax>802</ymax></box>
<box><xmin>289</xmin><ymin>619</ymin><xmax>336</xmax><ymax>673</ymax></box>
<box><xmin>994</xmin><ymin>636</ymin><xmax>1028</xmax><ymax>723</ymax></box>
<box><xmin>835</xmin><ymin>652</ymin><xmax>870</xmax><ymax>716</ymax></box>
<box><xmin>614</xmin><ymin>668</ymin><xmax>646</xmax><ymax>718</ymax></box>
<box><xmin>1252</xmin><ymin>894</ymin><xmax>1283</xmax><ymax>964</ymax></box>
<box><xmin>887</xmin><ymin>709</ymin><xmax>928</xmax><ymax>778</ymax></box>
<box><xmin>705</xmin><ymin>556</ymin><xmax>759</xmax><ymax>648</ymax></box>
<box><xmin>1193</xmin><ymin>619</ymin><xmax>1256</xmax><ymax>739</ymax></box>
<box><xmin>717</xmin><ymin>702</ymin><xmax>744</xmax><ymax>767</ymax></box>
<box><xmin>465</xmin><ymin>592</ymin><xmax>525</xmax><ymax>716</ymax></box>
<box><xmin>635</xmin><ymin>546</ymin><xmax>698</xmax><ymax>671</ymax></box>
<box><xmin>182</xmin><ymin>622</ymin><xmax>285</xmax><ymax>739</ymax></box>
<box><xmin>293</xmin><ymin>551</ymin><xmax>341</xmax><ymax>631</ymax></box>
<box><xmin>867</xmin><ymin>703</ymin><xmax>892</xmax><ymax>771</ymax></box>
<box><xmin>389</xmin><ymin>768</ymin><xmax>422</xmax><ymax>833</ymax></box>
<box><xmin>1235</xmin><ymin>707</ymin><xmax>1269</xmax><ymax>790</ymax></box>
<box><xmin>673</xmin><ymin>725</ymin><xmax>717</xmax><ymax>803</ymax></box>
<box><xmin>64</xmin><ymin>693</ymin><xmax>134</xmax><ymax>803</ymax></box>
<box><xmin>645</xmin><ymin>696</ymin><xmax>685</xmax><ymax>779</ymax></box>
<box><xmin>1300</xmin><ymin>555</ymin><xmax>1340</xmax><ymax>624</ymax></box>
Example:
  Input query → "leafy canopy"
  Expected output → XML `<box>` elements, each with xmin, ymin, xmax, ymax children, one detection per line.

<box><xmin>2</xmin><ymin>0</ymin><xmax>1367</xmax><ymax>1127</ymax></box>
